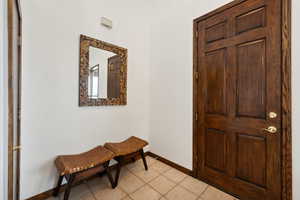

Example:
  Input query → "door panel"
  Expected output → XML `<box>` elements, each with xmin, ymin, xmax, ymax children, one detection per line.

<box><xmin>195</xmin><ymin>0</ymin><xmax>282</xmax><ymax>199</ymax></box>
<box><xmin>236</xmin><ymin>6</ymin><xmax>266</xmax><ymax>35</ymax></box>
<box><xmin>107</xmin><ymin>55</ymin><xmax>121</xmax><ymax>98</ymax></box>
<box><xmin>205</xmin><ymin>21</ymin><xmax>227</xmax><ymax>43</ymax></box>
<box><xmin>205</xmin><ymin>49</ymin><xmax>227</xmax><ymax>115</ymax></box>
<box><xmin>236</xmin><ymin>39</ymin><xmax>266</xmax><ymax>119</ymax></box>
<box><xmin>236</xmin><ymin>134</ymin><xmax>266</xmax><ymax>187</ymax></box>
<box><xmin>205</xmin><ymin>129</ymin><xmax>227</xmax><ymax>172</ymax></box>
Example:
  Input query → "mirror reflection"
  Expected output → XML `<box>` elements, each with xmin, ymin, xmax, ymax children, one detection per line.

<box><xmin>88</xmin><ymin>47</ymin><xmax>121</xmax><ymax>99</ymax></box>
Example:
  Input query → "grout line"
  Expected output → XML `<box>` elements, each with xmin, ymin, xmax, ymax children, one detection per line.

<box><xmin>199</xmin><ymin>184</ymin><xmax>210</xmax><ymax>199</ymax></box>
<box><xmin>121</xmin><ymin>194</ymin><xmax>133</xmax><ymax>200</ymax></box>
<box><xmin>178</xmin><ymin>176</ymin><xmax>207</xmax><ymax>198</ymax></box>
<box><xmin>172</xmin><ymin>183</ymin><xmax>200</xmax><ymax>199</ymax></box>
<box><xmin>115</xmin><ymin>182</ymin><xmax>129</xmax><ymax>197</ymax></box>
<box><xmin>85</xmin><ymin>179</ymin><xmax>100</xmax><ymax>200</ymax></box>
<box><xmin>160</xmin><ymin>169</ymin><xmax>187</xmax><ymax>185</ymax></box>
<box><xmin>160</xmin><ymin>179</ymin><xmax>180</xmax><ymax>199</ymax></box>
<box><xmin>124</xmin><ymin>159</ymin><xmax>173</xmax><ymax>199</ymax></box>
<box><xmin>160</xmin><ymin>168</ymin><xmax>189</xmax><ymax>199</ymax></box>
<box><xmin>145</xmin><ymin>174</ymin><xmax>176</xmax><ymax>198</ymax></box>
<box><xmin>124</xmin><ymin>195</ymin><xmax>133</xmax><ymax>200</ymax></box>
<box><xmin>121</xmin><ymin>167</ymin><xmax>149</xmax><ymax>196</ymax></box>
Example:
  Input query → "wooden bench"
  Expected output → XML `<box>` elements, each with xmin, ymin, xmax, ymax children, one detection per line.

<box><xmin>53</xmin><ymin>136</ymin><xmax>149</xmax><ymax>200</ymax></box>
<box><xmin>104</xmin><ymin>136</ymin><xmax>149</xmax><ymax>187</ymax></box>
<box><xmin>53</xmin><ymin>146</ymin><xmax>115</xmax><ymax>200</ymax></box>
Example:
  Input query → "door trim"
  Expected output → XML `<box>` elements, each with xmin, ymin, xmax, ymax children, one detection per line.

<box><xmin>8</xmin><ymin>0</ymin><xmax>22</xmax><ymax>199</ymax></box>
<box><xmin>192</xmin><ymin>0</ymin><xmax>292</xmax><ymax>200</ymax></box>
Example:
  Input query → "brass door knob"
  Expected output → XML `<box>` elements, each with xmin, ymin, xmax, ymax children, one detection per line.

<box><xmin>269</xmin><ymin>112</ymin><xmax>277</xmax><ymax>119</ymax></box>
<box><xmin>263</xmin><ymin>126</ymin><xmax>277</xmax><ymax>134</ymax></box>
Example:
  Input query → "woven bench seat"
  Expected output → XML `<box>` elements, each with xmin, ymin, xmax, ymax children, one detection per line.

<box><xmin>104</xmin><ymin>136</ymin><xmax>149</xmax><ymax>187</ymax></box>
<box><xmin>55</xmin><ymin>146</ymin><xmax>114</xmax><ymax>175</ymax></box>
<box><xmin>53</xmin><ymin>146</ymin><xmax>115</xmax><ymax>200</ymax></box>
<box><xmin>104</xmin><ymin>136</ymin><xmax>148</xmax><ymax>156</ymax></box>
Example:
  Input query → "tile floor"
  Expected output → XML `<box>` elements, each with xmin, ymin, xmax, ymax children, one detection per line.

<box><xmin>47</xmin><ymin>156</ymin><xmax>239</xmax><ymax>200</ymax></box>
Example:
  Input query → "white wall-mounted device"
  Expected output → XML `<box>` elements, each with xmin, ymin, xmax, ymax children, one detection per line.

<box><xmin>101</xmin><ymin>17</ymin><xmax>113</xmax><ymax>29</ymax></box>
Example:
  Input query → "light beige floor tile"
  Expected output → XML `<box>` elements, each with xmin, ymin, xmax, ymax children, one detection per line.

<box><xmin>122</xmin><ymin>196</ymin><xmax>133</xmax><ymax>200</ymax></box>
<box><xmin>163</xmin><ymin>168</ymin><xmax>187</xmax><ymax>183</ymax></box>
<box><xmin>180</xmin><ymin>176</ymin><xmax>208</xmax><ymax>196</ymax></box>
<box><xmin>92</xmin><ymin>187</ymin><xmax>126</xmax><ymax>200</ymax></box>
<box><xmin>119</xmin><ymin>172</ymin><xmax>145</xmax><ymax>194</ymax></box>
<box><xmin>126</xmin><ymin>160</ymin><xmax>145</xmax><ymax>171</ymax></box>
<box><xmin>148</xmin><ymin>175</ymin><xmax>176</xmax><ymax>195</ymax></box>
<box><xmin>54</xmin><ymin>183</ymin><xmax>95</xmax><ymax>200</ymax></box>
<box><xmin>133</xmin><ymin>166</ymin><xmax>160</xmax><ymax>182</ymax></box>
<box><xmin>88</xmin><ymin>177</ymin><xmax>126</xmax><ymax>200</ymax></box>
<box><xmin>165</xmin><ymin>186</ymin><xmax>197</xmax><ymax>200</ymax></box>
<box><xmin>88</xmin><ymin>176</ymin><xmax>112</xmax><ymax>188</ymax></box>
<box><xmin>201</xmin><ymin>186</ymin><xmax>235</xmax><ymax>200</ymax></box>
<box><xmin>112</xmin><ymin>167</ymin><xmax>133</xmax><ymax>179</ymax></box>
<box><xmin>128</xmin><ymin>165</ymin><xmax>145</xmax><ymax>174</ymax></box>
<box><xmin>146</xmin><ymin>156</ymin><xmax>158</xmax><ymax>166</ymax></box>
<box><xmin>127</xmin><ymin>162</ymin><xmax>146</xmax><ymax>174</ymax></box>
<box><xmin>160</xmin><ymin>197</ymin><xmax>167</xmax><ymax>200</ymax></box>
<box><xmin>127</xmin><ymin>157</ymin><xmax>156</xmax><ymax>174</ymax></box>
<box><xmin>130</xmin><ymin>185</ymin><xmax>161</xmax><ymax>200</ymax></box>
<box><xmin>151</xmin><ymin>161</ymin><xmax>171</xmax><ymax>174</ymax></box>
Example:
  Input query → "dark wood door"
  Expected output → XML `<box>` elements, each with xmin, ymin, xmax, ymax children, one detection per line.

<box><xmin>107</xmin><ymin>55</ymin><xmax>121</xmax><ymax>98</ymax></box>
<box><xmin>8</xmin><ymin>0</ymin><xmax>22</xmax><ymax>199</ymax></box>
<box><xmin>194</xmin><ymin>0</ymin><xmax>282</xmax><ymax>199</ymax></box>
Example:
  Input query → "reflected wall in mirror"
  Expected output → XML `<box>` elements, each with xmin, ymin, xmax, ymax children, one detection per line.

<box><xmin>79</xmin><ymin>35</ymin><xmax>127</xmax><ymax>106</ymax></box>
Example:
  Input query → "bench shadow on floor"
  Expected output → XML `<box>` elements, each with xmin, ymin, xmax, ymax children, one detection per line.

<box><xmin>47</xmin><ymin>156</ymin><xmax>239</xmax><ymax>200</ymax></box>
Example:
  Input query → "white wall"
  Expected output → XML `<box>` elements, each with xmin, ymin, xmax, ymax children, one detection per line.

<box><xmin>149</xmin><ymin>0</ymin><xmax>299</xmax><ymax>199</ymax></box>
<box><xmin>149</xmin><ymin>0</ymin><xmax>232</xmax><ymax>172</ymax></box>
<box><xmin>20</xmin><ymin>0</ymin><xmax>153</xmax><ymax>199</ymax></box>
<box><xmin>0</xmin><ymin>0</ymin><xmax>8</xmax><ymax>199</ymax></box>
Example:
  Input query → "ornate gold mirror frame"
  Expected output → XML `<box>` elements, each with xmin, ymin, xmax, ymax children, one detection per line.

<box><xmin>79</xmin><ymin>35</ymin><xmax>127</xmax><ymax>106</ymax></box>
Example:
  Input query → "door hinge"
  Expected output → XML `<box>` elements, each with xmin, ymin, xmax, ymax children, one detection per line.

<box><xmin>18</xmin><ymin>36</ymin><xmax>22</xmax><ymax>46</ymax></box>
<box><xmin>18</xmin><ymin>108</ymin><xmax>21</xmax><ymax>120</ymax></box>
<box><xmin>195</xmin><ymin>31</ymin><xmax>199</xmax><ymax>38</ymax></box>
<box><xmin>195</xmin><ymin>112</ymin><xmax>199</xmax><ymax>121</ymax></box>
<box><xmin>194</xmin><ymin>72</ymin><xmax>199</xmax><ymax>80</ymax></box>
<box><xmin>8</xmin><ymin>76</ymin><xmax>13</xmax><ymax>89</ymax></box>
<box><xmin>13</xmin><ymin>146</ymin><xmax>22</xmax><ymax>152</ymax></box>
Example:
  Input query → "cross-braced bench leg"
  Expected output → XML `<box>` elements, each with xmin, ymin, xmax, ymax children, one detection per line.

<box><xmin>53</xmin><ymin>175</ymin><xmax>64</xmax><ymax>197</ymax></box>
<box><xmin>63</xmin><ymin>174</ymin><xmax>76</xmax><ymax>200</ymax></box>
<box><xmin>114</xmin><ymin>157</ymin><xmax>124</xmax><ymax>188</ymax></box>
<box><xmin>140</xmin><ymin>149</ymin><xmax>148</xmax><ymax>171</ymax></box>
<box><xmin>103</xmin><ymin>160</ymin><xmax>115</xmax><ymax>188</ymax></box>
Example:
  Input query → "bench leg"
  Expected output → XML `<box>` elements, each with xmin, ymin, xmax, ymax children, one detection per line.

<box><xmin>114</xmin><ymin>157</ymin><xmax>124</xmax><ymax>187</ymax></box>
<box><xmin>53</xmin><ymin>175</ymin><xmax>64</xmax><ymax>197</ymax></box>
<box><xmin>103</xmin><ymin>161</ymin><xmax>115</xmax><ymax>188</ymax></box>
<box><xmin>140</xmin><ymin>149</ymin><xmax>148</xmax><ymax>171</ymax></box>
<box><xmin>63</xmin><ymin>174</ymin><xmax>76</xmax><ymax>200</ymax></box>
<box><xmin>131</xmin><ymin>157</ymin><xmax>136</xmax><ymax>162</ymax></box>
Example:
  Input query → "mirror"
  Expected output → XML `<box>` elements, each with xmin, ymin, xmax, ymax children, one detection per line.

<box><xmin>88</xmin><ymin>47</ymin><xmax>120</xmax><ymax>99</ymax></box>
<box><xmin>79</xmin><ymin>35</ymin><xmax>127</xmax><ymax>106</ymax></box>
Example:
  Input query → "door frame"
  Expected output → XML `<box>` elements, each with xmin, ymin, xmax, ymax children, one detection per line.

<box><xmin>7</xmin><ymin>0</ymin><xmax>22</xmax><ymax>199</ymax></box>
<box><xmin>192</xmin><ymin>0</ymin><xmax>292</xmax><ymax>200</ymax></box>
